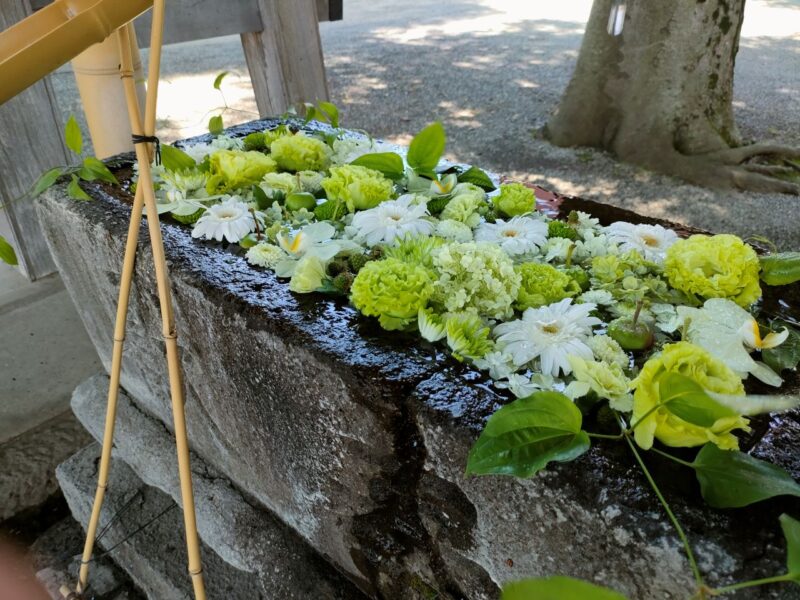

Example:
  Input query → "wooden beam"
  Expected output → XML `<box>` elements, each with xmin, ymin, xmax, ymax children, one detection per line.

<box><xmin>0</xmin><ymin>0</ymin><xmax>67</xmax><ymax>279</ymax></box>
<box><xmin>241</xmin><ymin>0</ymin><xmax>330</xmax><ymax>117</ymax></box>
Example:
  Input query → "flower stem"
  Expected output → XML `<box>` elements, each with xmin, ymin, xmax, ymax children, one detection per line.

<box><xmin>711</xmin><ymin>574</ymin><xmax>793</xmax><ymax>595</ymax></box>
<box><xmin>587</xmin><ymin>431</ymin><xmax>625</xmax><ymax>440</ymax></box>
<box><xmin>623</xmin><ymin>431</ymin><xmax>704</xmax><ymax>588</ymax></box>
<box><xmin>648</xmin><ymin>446</ymin><xmax>695</xmax><ymax>468</ymax></box>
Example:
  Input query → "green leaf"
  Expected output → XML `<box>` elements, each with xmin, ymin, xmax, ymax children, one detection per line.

<box><xmin>67</xmin><ymin>174</ymin><xmax>91</xmax><ymax>201</ymax></box>
<box><xmin>407</xmin><ymin>122</ymin><xmax>446</xmax><ymax>176</ymax></box>
<box><xmin>658</xmin><ymin>372</ymin><xmax>738</xmax><ymax>427</ymax></box>
<box><xmin>213</xmin><ymin>71</ymin><xmax>229</xmax><ymax>90</ymax></box>
<box><xmin>64</xmin><ymin>115</ymin><xmax>82</xmax><ymax>155</ymax></box>
<box><xmin>350</xmin><ymin>152</ymin><xmax>405</xmax><ymax>180</ymax></box>
<box><xmin>780</xmin><ymin>514</ymin><xmax>800</xmax><ymax>580</ymax></box>
<box><xmin>466</xmin><ymin>391</ymin><xmax>590</xmax><ymax>478</ymax></box>
<box><xmin>303</xmin><ymin>103</ymin><xmax>318</xmax><ymax>124</ymax></box>
<box><xmin>764</xmin><ymin>321</ymin><xmax>800</xmax><ymax>373</ymax></box>
<box><xmin>502</xmin><ymin>576</ymin><xmax>627</xmax><ymax>600</ymax></box>
<box><xmin>457</xmin><ymin>165</ymin><xmax>496</xmax><ymax>191</ymax></box>
<box><xmin>318</xmin><ymin>101</ymin><xmax>340</xmax><ymax>128</ymax></box>
<box><xmin>252</xmin><ymin>184</ymin><xmax>270</xmax><ymax>210</ymax></box>
<box><xmin>208</xmin><ymin>115</ymin><xmax>224</xmax><ymax>136</ymax></box>
<box><xmin>32</xmin><ymin>167</ymin><xmax>64</xmax><ymax>197</ymax></box>
<box><xmin>161</xmin><ymin>144</ymin><xmax>197</xmax><ymax>172</ymax></box>
<box><xmin>760</xmin><ymin>252</ymin><xmax>800</xmax><ymax>286</ymax></box>
<box><xmin>0</xmin><ymin>235</ymin><xmax>18</xmax><ymax>266</ymax></box>
<box><xmin>79</xmin><ymin>157</ymin><xmax>117</xmax><ymax>184</ymax></box>
<box><xmin>691</xmin><ymin>444</ymin><xmax>800</xmax><ymax>508</ymax></box>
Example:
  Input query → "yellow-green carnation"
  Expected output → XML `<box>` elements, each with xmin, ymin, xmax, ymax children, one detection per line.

<box><xmin>631</xmin><ymin>342</ymin><xmax>749</xmax><ymax>450</ymax></box>
<box><xmin>350</xmin><ymin>258</ymin><xmax>434</xmax><ymax>330</ymax></box>
<box><xmin>206</xmin><ymin>149</ymin><xmax>277</xmax><ymax>194</ymax></box>
<box><xmin>664</xmin><ymin>234</ymin><xmax>761</xmax><ymax>307</ymax></box>
<box><xmin>515</xmin><ymin>263</ymin><xmax>580</xmax><ymax>310</ymax></box>
<box><xmin>322</xmin><ymin>165</ymin><xmax>394</xmax><ymax>212</ymax></box>
<box><xmin>270</xmin><ymin>133</ymin><xmax>332</xmax><ymax>172</ymax></box>
<box><xmin>493</xmin><ymin>182</ymin><xmax>536</xmax><ymax>217</ymax></box>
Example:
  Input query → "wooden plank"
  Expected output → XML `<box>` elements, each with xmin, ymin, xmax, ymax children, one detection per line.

<box><xmin>241</xmin><ymin>0</ymin><xmax>330</xmax><ymax>117</ymax></box>
<box><xmin>0</xmin><ymin>0</ymin><xmax>68</xmax><ymax>279</ymax></box>
<box><xmin>28</xmin><ymin>0</ymin><xmax>342</xmax><ymax>47</ymax></box>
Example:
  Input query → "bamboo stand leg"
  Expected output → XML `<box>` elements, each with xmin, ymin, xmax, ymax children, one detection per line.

<box><xmin>74</xmin><ymin>4</ymin><xmax>207</xmax><ymax>599</ymax></box>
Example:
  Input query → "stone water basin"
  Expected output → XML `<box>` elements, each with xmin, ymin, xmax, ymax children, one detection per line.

<box><xmin>38</xmin><ymin>119</ymin><xmax>799</xmax><ymax>600</ymax></box>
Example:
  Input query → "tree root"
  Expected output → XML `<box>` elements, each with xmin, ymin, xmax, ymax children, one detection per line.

<box><xmin>691</xmin><ymin>142</ymin><xmax>800</xmax><ymax>195</ymax></box>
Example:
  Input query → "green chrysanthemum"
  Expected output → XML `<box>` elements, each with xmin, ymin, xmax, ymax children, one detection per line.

<box><xmin>547</xmin><ymin>220</ymin><xmax>578</xmax><ymax>240</ymax></box>
<box><xmin>322</xmin><ymin>164</ymin><xmax>394</xmax><ymax>212</ymax></box>
<box><xmin>514</xmin><ymin>262</ymin><xmax>581</xmax><ymax>311</ymax></box>
<box><xmin>445</xmin><ymin>312</ymin><xmax>494</xmax><ymax>362</ymax></box>
<box><xmin>270</xmin><ymin>133</ymin><xmax>332</xmax><ymax>172</ymax></box>
<box><xmin>384</xmin><ymin>235</ymin><xmax>445</xmax><ymax>270</ymax></box>
<box><xmin>350</xmin><ymin>258</ymin><xmax>434</xmax><ymax>330</ymax></box>
<box><xmin>664</xmin><ymin>234</ymin><xmax>761</xmax><ymax>307</ymax></box>
<box><xmin>492</xmin><ymin>182</ymin><xmax>536</xmax><ymax>217</ymax></box>
<box><xmin>432</xmin><ymin>242</ymin><xmax>520</xmax><ymax>320</ymax></box>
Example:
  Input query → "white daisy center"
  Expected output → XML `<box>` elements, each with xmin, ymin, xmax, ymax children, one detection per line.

<box><xmin>502</xmin><ymin>229</ymin><xmax>519</xmax><ymax>238</ymax></box>
<box><xmin>641</xmin><ymin>234</ymin><xmax>659</xmax><ymax>247</ymax></box>
<box><xmin>539</xmin><ymin>320</ymin><xmax>561</xmax><ymax>335</ymax></box>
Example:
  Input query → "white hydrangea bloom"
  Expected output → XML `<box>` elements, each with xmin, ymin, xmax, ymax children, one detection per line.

<box><xmin>435</xmin><ymin>219</ymin><xmax>473</xmax><ymax>243</ymax></box>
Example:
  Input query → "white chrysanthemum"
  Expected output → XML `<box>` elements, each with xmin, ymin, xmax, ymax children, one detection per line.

<box><xmin>542</xmin><ymin>236</ymin><xmax>577</xmax><ymax>263</ymax></box>
<box><xmin>577</xmin><ymin>230</ymin><xmax>618</xmax><ymax>259</ymax></box>
<box><xmin>418</xmin><ymin>308</ymin><xmax>446</xmax><ymax>342</ymax></box>
<box><xmin>350</xmin><ymin>194</ymin><xmax>434</xmax><ymax>247</ymax></box>
<box><xmin>474</xmin><ymin>216</ymin><xmax>548</xmax><ymax>257</ymax></box>
<box><xmin>182</xmin><ymin>135</ymin><xmax>242</xmax><ymax>163</ymax></box>
<box><xmin>161</xmin><ymin>170</ymin><xmax>208</xmax><ymax>203</ymax></box>
<box><xmin>330</xmin><ymin>138</ymin><xmax>384</xmax><ymax>165</ymax></box>
<box><xmin>191</xmin><ymin>198</ymin><xmax>255</xmax><ymax>243</ymax></box>
<box><xmin>587</xmin><ymin>335</ymin><xmax>629</xmax><ymax>370</ymax></box>
<box><xmin>495</xmin><ymin>373</ymin><xmax>557</xmax><ymax>398</ymax></box>
<box><xmin>246</xmin><ymin>242</ymin><xmax>286</xmax><ymax>269</ymax></box>
<box><xmin>435</xmin><ymin>219</ymin><xmax>473</xmax><ymax>242</ymax></box>
<box><xmin>573</xmin><ymin>211</ymin><xmax>600</xmax><ymax>235</ymax></box>
<box><xmin>494</xmin><ymin>298</ymin><xmax>601</xmax><ymax>377</ymax></box>
<box><xmin>605</xmin><ymin>222</ymin><xmax>678</xmax><ymax>263</ymax></box>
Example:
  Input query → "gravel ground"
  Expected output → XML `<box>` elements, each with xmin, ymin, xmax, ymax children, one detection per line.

<box><xmin>50</xmin><ymin>0</ymin><xmax>800</xmax><ymax>248</ymax></box>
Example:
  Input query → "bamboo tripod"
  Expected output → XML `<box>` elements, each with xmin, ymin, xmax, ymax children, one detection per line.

<box><xmin>61</xmin><ymin>3</ymin><xmax>208</xmax><ymax>599</ymax></box>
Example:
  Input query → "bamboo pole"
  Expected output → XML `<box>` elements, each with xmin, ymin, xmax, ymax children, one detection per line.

<box><xmin>75</xmin><ymin>4</ymin><xmax>207</xmax><ymax>598</ymax></box>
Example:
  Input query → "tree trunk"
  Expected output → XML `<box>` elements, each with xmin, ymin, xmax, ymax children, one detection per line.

<box><xmin>544</xmin><ymin>0</ymin><xmax>799</xmax><ymax>194</ymax></box>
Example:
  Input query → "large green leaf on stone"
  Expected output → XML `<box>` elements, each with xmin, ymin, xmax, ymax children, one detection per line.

<box><xmin>760</xmin><ymin>252</ymin><xmax>800</xmax><ymax>286</ymax></box>
<box><xmin>0</xmin><ymin>234</ymin><xmax>18</xmax><ymax>266</ymax></box>
<box><xmin>407</xmin><ymin>121</ymin><xmax>446</xmax><ymax>177</ymax></box>
<box><xmin>764</xmin><ymin>321</ymin><xmax>800</xmax><ymax>373</ymax></box>
<box><xmin>502</xmin><ymin>576</ymin><xmax>627</xmax><ymax>600</ymax></box>
<box><xmin>79</xmin><ymin>157</ymin><xmax>118</xmax><ymax>185</ymax></box>
<box><xmin>465</xmin><ymin>391</ymin><xmax>590</xmax><ymax>479</ymax></box>
<box><xmin>781</xmin><ymin>514</ymin><xmax>800</xmax><ymax>583</ymax></box>
<box><xmin>161</xmin><ymin>144</ymin><xmax>197</xmax><ymax>172</ymax></box>
<box><xmin>691</xmin><ymin>444</ymin><xmax>800</xmax><ymax>508</ymax></box>
<box><xmin>32</xmin><ymin>167</ymin><xmax>64</xmax><ymax>197</ymax></box>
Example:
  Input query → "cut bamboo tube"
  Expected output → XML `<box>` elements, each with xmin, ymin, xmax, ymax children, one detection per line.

<box><xmin>75</xmin><ymin>4</ymin><xmax>207</xmax><ymax>599</ymax></box>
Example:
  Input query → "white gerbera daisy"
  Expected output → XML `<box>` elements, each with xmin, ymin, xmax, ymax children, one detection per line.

<box><xmin>605</xmin><ymin>222</ymin><xmax>677</xmax><ymax>263</ymax></box>
<box><xmin>474</xmin><ymin>216</ymin><xmax>548</xmax><ymax>257</ymax></box>
<box><xmin>191</xmin><ymin>198</ymin><xmax>256</xmax><ymax>243</ymax></box>
<box><xmin>350</xmin><ymin>194</ymin><xmax>434</xmax><ymax>246</ymax></box>
<box><xmin>494</xmin><ymin>298</ymin><xmax>601</xmax><ymax>377</ymax></box>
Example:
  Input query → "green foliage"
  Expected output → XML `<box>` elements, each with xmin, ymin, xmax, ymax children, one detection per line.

<box><xmin>760</xmin><ymin>252</ymin><xmax>800</xmax><ymax>286</ymax></box>
<box><xmin>691</xmin><ymin>444</ymin><xmax>800</xmax><ymax>508</ymax></box>
<box><xmin>457</xmin><ymin>166</ymin><xmax>495</xmax><ymax>191</ymax></box>
<box><xmin>501</xmin><ymin>576</ymin><xmax>627</xmax><ymax>600</ymax></box>
<box><xmin>764</xmin><ymin>321</ymin><xmax>800</xmax><ymax>372</ymax></box>
<box><xmin>67</xmin><ymin>174</ymin><xmax>91</xmax><ymax>201</ymax></box>
<box><xmin>64</xmin><ymin>114</ymin><xmax>82</xmax><ymax>155</ymax></box>
<box><xmin>208</xmin><ymin>115</ymin><xmax>224</xmax><ymax>136</ymax></box>
<box><xmin>350</xmin><ymin>152</ymin><xmax>405</xmax><ymax>180</ymax></box>
<box><xmin>466</xmin><ymin>391</ymin><xmax>590</xmax><ymax>478</ymax></box>
<box><xmin>781</xmin><ymin>514</ymin><xmax>800</xmax><ymax>583</ymax></box>
<box><xmin>407</xmin><ymin>122</ymin><xmax>446</xmax><ymax>178</ymax></box>
<box><xmin>78</xmin><ymin>157</ymin><xmax>118</xmax><ymax>184</ymax></box>
<box><xmin>243</xmin><ymin>132</ymin><xmax>268</xmax><ymax>152</ymax></box>
<box><xmin>303</xmin><ymin>100</ymin><xmax>341</xmax><ymax>128</ymax></box>
<box><xmin>657</xmin><ymin>373</ymin><xmax>738</xmax><ymax>428</ymax></box>
<box><xmin>32</xmin><ymin>167</ymin><xmax>65</xmax><ymax>197</ymax></box>
<box><xmin>213</xmin><ymin>71</ymin><xmax>230</xmax><ymax>90</ymax></box>
<box><xmin>161</xmin><ymin>145</ymin><xmax>197</xmax><ymax>172</ymax></box>
<box><xmin>0</xmin><ymin>235</ymin><xmax>18</xmax><ymax>266</ymax></box>
<box><xmin>314</xmin><ymin>199</ymin><xmax>345</xmax><ymax>221</ymax></box>
<box><xmin>548</xmin><ymin>220</ymin><xmax>578</xmax><ymax>240</ymax></box>
<box><xmin>426</xmin><ymin>195</ymin><xmax>451</xmax><ymax>214</ymax></box>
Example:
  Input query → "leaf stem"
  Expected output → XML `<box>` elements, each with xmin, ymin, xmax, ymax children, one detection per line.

<box><xmin>648</xmin><ymin>446</ymin><xmax>695</xmax><ymax>468</ymax></box>
<box><xmin>587</xmin><ymin>431</ymin><xmax>625</xmax><ymax>440</ymax></box>
<box><xmin>711</xmin><ymin>573</ymin><xmax>793</xmax><ymax>595</ymax></box>
<box><xmin>623</xmin><ymin>428</ymin><xmax>704</xmax><ymax>587</ymax></box>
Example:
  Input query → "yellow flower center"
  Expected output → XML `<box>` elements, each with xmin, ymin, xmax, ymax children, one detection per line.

<box><xmin>641</xmin><ymin>234</ymin><xmax>659</xmax><ymax>247</ymax></box>
<box><xmin>540</xmin><ymin>321</ymin><xmax>560</xmax><ymax>334</ymax></box>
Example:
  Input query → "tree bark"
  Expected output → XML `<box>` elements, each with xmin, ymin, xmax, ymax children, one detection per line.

<box><xmin>544</xmin><ymin>0</ymin><xmax>799</xmax><ymax>194</ymax></box>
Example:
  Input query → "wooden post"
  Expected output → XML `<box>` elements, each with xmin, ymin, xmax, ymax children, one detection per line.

<box><xmin>241</xmin><ymin>0</ymin><xmax>330</xmax><ymax>117</ymax></box>
<box><xmin>0</xmin><ymin>0</ymin><xmax>66</xmax><ymax>279</ymax></box>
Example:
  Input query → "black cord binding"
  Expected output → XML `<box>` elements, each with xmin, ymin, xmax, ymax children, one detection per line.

<box><xmin>131</xmin><ymin>134</ymin><xmax>161</xmax><ymax>165</ymax></box>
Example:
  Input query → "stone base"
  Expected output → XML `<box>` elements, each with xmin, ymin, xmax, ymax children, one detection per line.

<box><xmin>0</xmin><ymin>411</ymin><xmax>92</xmax><ymax>522</ymax></box>
<box><xmin>64</xmin><ymin>374</ymin><xmax>365</xmax><ymax>599</ymax></box>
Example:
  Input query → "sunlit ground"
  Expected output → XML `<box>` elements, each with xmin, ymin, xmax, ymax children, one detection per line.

<box><xmin>49</xmin><ymin>0</ymin><xmax>800</xmax><ymax>248</ymax></box>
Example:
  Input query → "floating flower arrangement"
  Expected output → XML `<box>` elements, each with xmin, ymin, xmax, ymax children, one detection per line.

<box><xmin>140</xmin><ymin>110</ymin><xmax>800</xmax><ymax>598</ymax></box>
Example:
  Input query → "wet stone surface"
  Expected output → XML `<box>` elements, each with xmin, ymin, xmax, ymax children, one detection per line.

<box><xmin>38</xmin><ymin>119</ymin><xmax>800</xmax><ymax>599</ymax></box>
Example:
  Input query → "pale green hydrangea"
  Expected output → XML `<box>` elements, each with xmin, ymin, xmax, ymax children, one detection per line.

<box><xmin>322</xmin><ymin>165</ymin><xmax>394</xmax><ymax>212</ymax></box>
<box><xmin>435</xmin><ymin>219</ymin><xmax>473</xmax><ymax>242</ymax></box>
<box><xmin>270</xmin><ymin>133</ymin><xmax>332</xmax><ymax>172</ymax></box>
<box><xmin>350</xmin><ymin>258</ymin><xmax>434</xmax><ymax>330</ymax></box>
<box><xmin>433</xmin><ymin>242</ymin><xmax>521</xmax><ymax>320</ymax></box>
